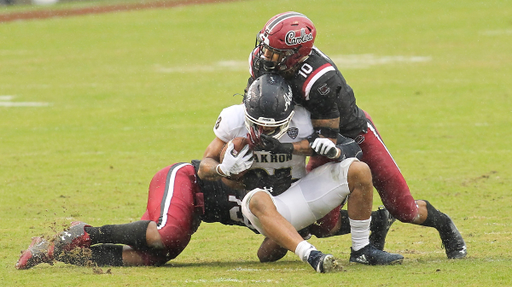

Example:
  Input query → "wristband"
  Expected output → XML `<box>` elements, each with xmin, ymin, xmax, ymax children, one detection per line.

<box><xmin>314</xmin><ymin>127</ymin><xmax>339</xmax><ymax>139</ymax></box>
<box><xmin>330</xmin><ymin>148</ymin><xmax>342</xmax><ymax>159</ymax></box>
<box><xmin>215</xmin><ymin>165</ymin><xmax>229</xmax><ymax>177</ymax></box>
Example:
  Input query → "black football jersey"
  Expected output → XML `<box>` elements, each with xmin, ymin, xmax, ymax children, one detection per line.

<box><xmin>249</xmin><ymin>47</ymin><xmax>368</xmax><ymax>139</ymax></box>
<box><xmin>191</xmin><ymin>160</ymin><xmax>257</xmax><ymax>232</ymax></box>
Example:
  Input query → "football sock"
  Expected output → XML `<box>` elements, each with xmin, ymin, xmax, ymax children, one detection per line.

<box><xmin>294</xmin><ymin>240</ymin><xmax>317</xmax><ymax>262</ymax></box>
<box><xmin>90</xmin><ymin>244</ymin><xmax>124</xmax><ymax>266</ymax></box>
<box><xmin>350</xmin><ymin>218</ymin><xmax>371</xmax><ymax>251</ymax></box>
<box><xmin>419</xmin><ymin>200</ymin><xmax>451</xmax><ymax>232</ymax></box>
<box><xmin>332</xmin><ymin>209</ymin><xmax>382</xmax><ymax>236</ymax></box>
<box><xmin>85</xmin><ymin>220</ymin><xmax>151</xmax><ymax>248</ymax></box>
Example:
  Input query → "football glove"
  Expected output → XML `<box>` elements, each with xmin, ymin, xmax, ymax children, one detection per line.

<box><xmin>310</xmin><ymin>137</ymin><xmax>339</xmax><ymax>159</ymax></box>
<box><xmin>218</xmin><ymin>141</ymin><xmax>254</xmax><ymax>177</ymax></box>
<box><xmin>259</xmin><ymin>134</ymin><xmax>294</xmax><ymax>154</ymax></box>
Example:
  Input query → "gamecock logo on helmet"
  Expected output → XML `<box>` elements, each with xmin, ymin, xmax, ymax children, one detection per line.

<box><xmin>285</xmin><ymin>28</ymin><xmax>314</xmax><ymax>46</ymax></box>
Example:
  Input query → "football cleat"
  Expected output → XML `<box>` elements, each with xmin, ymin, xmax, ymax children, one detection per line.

<box><xmin>307</xmin><ymin>250</ymin><xmax>341</xmax><ymax>273</ymax></box>
<box><xmin>369</xmin><ymin>207</ymin><xmax>396</xmax><ymax>250</ymax></box>
<box><xmin>15</xmin><ymin>237</ymin><xmax>54</xmax><ymax>270</ymax></box>
<box><xmin>53</xmin><ymin>221</ymin><xmax>92</xmax><ymax>259</ymax></box>
<box><xmin>439</xmin><ymin>215</ymin><xmax>467</xmax><ymax>259</ymax></box>
<box><xmin>350</xmin><ymin>244</ymin><xmax>404</xmax><ymax>265</ymax></box>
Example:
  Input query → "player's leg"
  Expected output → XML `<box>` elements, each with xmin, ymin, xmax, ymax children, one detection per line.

<box><xmin>257</xmin><ymin>237</ymin><xmax>288</xmax><ymax>263</ymax></box>
<box><xmin>133</xmin><ymin>162</ymin><xmax>202</xmax><ymax>264</ymax></box>
<box><xmin>86</xmin><ymin>221</ymin><xmax>164</xmax><ymax>267</ymax></box>
<box><xmin>343</xmin><ymin>161</ymin><xmax>401</xmax><ymax>265</ymax></box>
<box><xmin>346</xmin><ymin>161</ymin><xmax>372</xmax><ymax>251</ymax></box>
<box><xmin>257</xmin><ymin>228</ymin><xmax>315</xmax><ymax>263</ymax></box>
<box><xmin>242</xmin><ymin>188</ymin><xmax>339</xmax><ymax>273</ymax></box>
<box><xmin>244</xmin><ymin>159</ymin><xmax>402</xmax><ymax>268</ymax></box>
<box><xmin>244</xmin><ymin>190</ymin><xmax>306</xmax><ymax>253</ymax></box>
<box><xmin>43</xmin><ymin>163</ymin><xmax>200</xmax><ymax>268</ymax></box>
<box><xmin>417</xmin><ymin>200</ymin><xmax>467</xmax><ymax>259</ymax></box>
<box><xmin>72</xmin><ymin>163</ymin><xmax>201</xmax><ymax>266</ymax></box>
<box><xmin>257</xmin><ymin>209</ymin><xmax>397</xmax><ymax>262</ymax></box>
<box><xmin>311</xmin><ymin>207</ymin><xmax>395</xmax><ymax>251</ymax></box>
<box><xmin>307</xmin><ymin>146</ymin><xmax>396</xmax><ymax>250</ymax></box>
<box><xmin>360</xmin><ymin>110</ymin><xmax>466</xmax><ymax>258</ymax></box>
<box><xmin>358</xmin><ymin>115</ymin><xmax>418</xmax><ymax>222</ymax></box>
<box><xmin>285</xmin><ymin>159</ymin><xmax>403</xmax><ymax>265</ymax></box>
<box><xmin>51</xmin><ymin>222</ymin><xmax>167</xmax><ymax>267</ymax></box>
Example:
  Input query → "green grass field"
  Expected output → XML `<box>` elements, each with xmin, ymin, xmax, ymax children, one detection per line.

<box><xmin>1</xmin><ymin>0</ymin><xmax>511</xmax><ymax>285</ymax></box>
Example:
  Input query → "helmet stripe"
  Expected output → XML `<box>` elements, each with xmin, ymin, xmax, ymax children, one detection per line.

<box><xmin>266</xmin><ymin>12</ymin><xmax>308</xmax><ymax>34</ymax></box>
<box><xmin>248</xmin><ymin>49</ymin><xmax>255</xmax><ymax>77</ymax></box>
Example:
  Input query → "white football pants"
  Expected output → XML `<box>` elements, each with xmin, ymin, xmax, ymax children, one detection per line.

<box><xmin>241</xmin><ymin>158</ymin><xmax>357</xmax><ymax>236</ymax></box>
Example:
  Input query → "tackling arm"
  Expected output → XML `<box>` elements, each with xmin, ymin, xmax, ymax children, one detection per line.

<box><xmin>198</xmin><ymin>137</ymin><xmax>254</xmax><ymax>181</ymax></box>
<box><xmin>198</xmin><ymin>137</ymin><xmax>226</xmax><ymax>181</ymax></box>
<box><xmin>254</xmin><ymin>118</ymin><xmax>340</xmax><ymax>156</ymax></box>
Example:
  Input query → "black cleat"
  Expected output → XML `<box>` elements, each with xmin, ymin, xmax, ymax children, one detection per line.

<box><xmin>439</xmin><ymin>215</ymin><xmax>467</xmax><ymax>259</ymax></box>
<box><xmin>369</xmin><ymin>207</ymin><xmax>396</xmax><ymax>250</ymax></box>
<box><xmin>307</xmin><ymin>250</ymin><xmax>341</xmax><ymax>273</ymax></box>
<box><xmin>350</xmin><ymin>244</ymin><xmax>404</xmax><ymax>265</ymax></box>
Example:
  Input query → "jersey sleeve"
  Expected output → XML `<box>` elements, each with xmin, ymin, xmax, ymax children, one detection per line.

<box><xmin>213</xmin><ymin>104</ymin><xmax>246</xmax><ymax>143</ymax></box>
<box><xmin>303</xmin><ymin>69</ymin><xmax>340</xmax><ymax>120</ymax></box>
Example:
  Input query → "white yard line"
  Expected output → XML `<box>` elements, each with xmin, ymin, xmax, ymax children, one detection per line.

<box><xmin>0</xmin><ymin>95</ymin><xmax>50</xmax><ymax>107</ymax></box>
<box><xmin>156</xmin><ymin>54</ymin><xmax>432</xmax><ymax>73</ymax></box>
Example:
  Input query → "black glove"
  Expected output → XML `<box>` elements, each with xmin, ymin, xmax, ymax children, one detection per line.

<box><xmin>259</xmin><ymin>134</ymin><xmax>294</xmax><ymax>154</ymax></box>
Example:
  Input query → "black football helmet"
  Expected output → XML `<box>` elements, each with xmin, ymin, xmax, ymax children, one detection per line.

<box><xmin>244</xmin><ymin>74</ymin><xmax>295</xmax><ymax>139</ymax></box>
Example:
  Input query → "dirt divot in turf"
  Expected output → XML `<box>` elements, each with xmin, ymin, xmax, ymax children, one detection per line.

<box><xmin>0</xmin><ymin>0</ymin><xmax>242</xmax><ymax>23</ymax></box>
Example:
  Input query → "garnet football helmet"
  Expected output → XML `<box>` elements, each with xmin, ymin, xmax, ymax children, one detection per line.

<box><xmin>244</xmin><ymin>74</ymin><xmax>295</xmax><ymax>139</ymax></box>
<box><xmin>252</xmin><ymin>11</ymin><xmax>317</xmax><ymax>74</ymax></box>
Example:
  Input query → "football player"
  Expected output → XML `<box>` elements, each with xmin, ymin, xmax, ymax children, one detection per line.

<box><xmin>15</xmin><ymin>161</ymin><xmax>255</xmax><ymax>269</ymax></box>
<box><xmin>198</xmin><ymin>73</ymin><xmax>403</xmax><ymax>272</ymax></box>
<box><xmin>15</xmin><ymin>159</ymin><xmax>395</xmax><ymax>272</ymax></box>
<box><xmin>15</xmin><ymin>74</ymin><xmax>397</xmax><ymax>272</ymax></box>
<box><xmin>246</xmin><ymin>11</ymin><xmax>466</xmax><ymax>259</ymax></box>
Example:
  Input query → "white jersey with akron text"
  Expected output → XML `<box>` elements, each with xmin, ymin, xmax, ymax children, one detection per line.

<box><xmin>213</xmin><ymin>104</ymin><xmax>313</xmax><ymax>181</ymax></box>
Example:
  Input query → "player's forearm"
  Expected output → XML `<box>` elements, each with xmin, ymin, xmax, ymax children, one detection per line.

<box><xmin>311</xmin><ymin>118</ymin><xmax>340</xmax><ymax>141</ymax></box>
<box><xmin>198</xmin><ymin>158</ymin><xmax>225</xmax><ymax>181</ymax></box>
<box><xmin>311</xmin><ymin>118</ymin><xmax>339</xmax><ymax>131</ymax></box>
<box><xmin>291</xmin><ymin>139</ymin><xmax>315</xmax><ymax>155</ymax></box>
